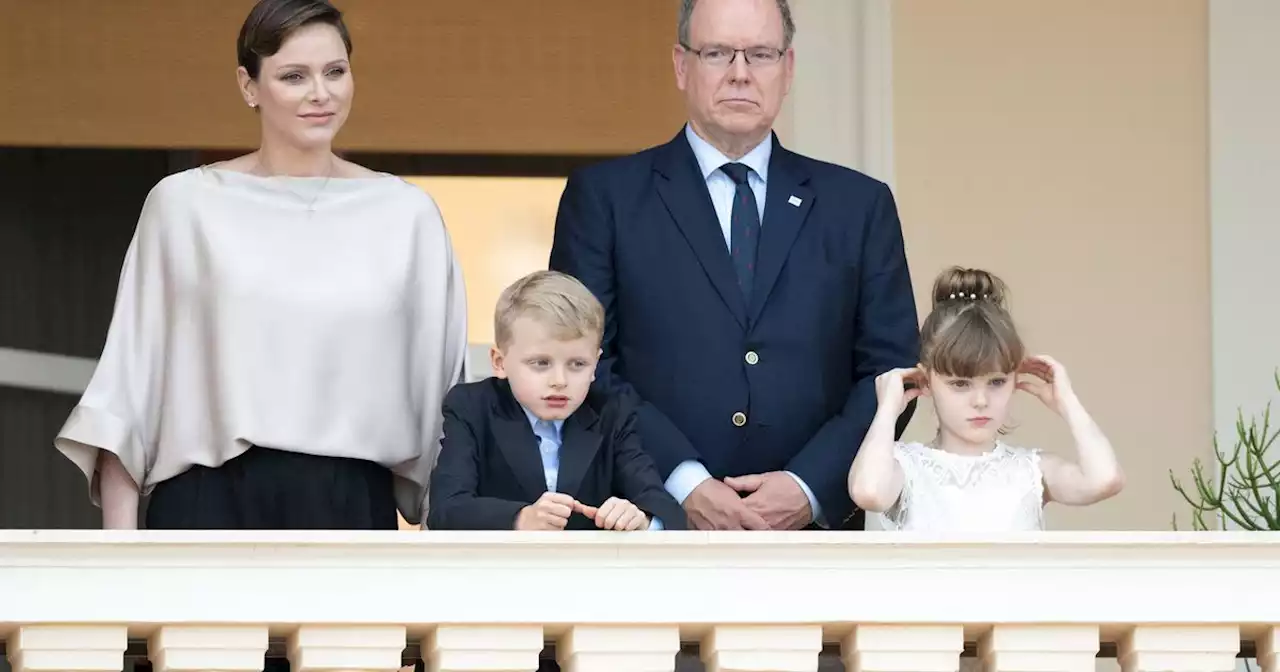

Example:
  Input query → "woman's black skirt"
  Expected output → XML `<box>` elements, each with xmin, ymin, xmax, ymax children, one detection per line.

<box><xmin>144</xmin><ymin>445</ymin><xmax>398</xmax><ymax>530</ymax></box>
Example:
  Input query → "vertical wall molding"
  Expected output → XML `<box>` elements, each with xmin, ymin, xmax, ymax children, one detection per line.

<box><xmin>855</xmin><ymin>0</ymin><xmax>896</xmax><ymax>187</ymax></box>
<box><xmin>776</xmin><ymin>0</ymin><xmax>895</xmax><ymax>185</ymax></box>
<box><xmin>1207</xmin><ymin>0</ymin><xmax>1280</xmax><ymax>498</ymax></box>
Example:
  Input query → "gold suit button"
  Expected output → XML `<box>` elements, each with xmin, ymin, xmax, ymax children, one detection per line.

<box><xmin>732</xmin><ymin>411</ymin><xmax>747</xmax><ymax>427</ymax></box>
<box><xmin>745</xmin><ymin>350</ymin><xmax>759</xmax><ymax>365</ymax></box>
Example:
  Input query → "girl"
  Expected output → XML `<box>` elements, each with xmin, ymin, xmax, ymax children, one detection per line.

<box><xmin>847</xmin><ymin>267</ymin><xmax>1124</xmax><ymax>531</ymax></box>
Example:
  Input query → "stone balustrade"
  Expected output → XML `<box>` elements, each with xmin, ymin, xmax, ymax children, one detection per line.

<box><xmin>1</xmin><ymin>531</ymin><xmax>1277</xmax><ymax>672</ymax></box>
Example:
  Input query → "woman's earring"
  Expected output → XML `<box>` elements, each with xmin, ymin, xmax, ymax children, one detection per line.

<box><xmin>249</xmin><ymin>102</ymin><xmax>257</xmax><ymax>108</ymax></box>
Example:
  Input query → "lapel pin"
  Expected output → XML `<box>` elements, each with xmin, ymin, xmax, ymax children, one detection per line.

<box><xmin>788</xmin><ymin>195</ymin><xmax>803</xmax><ymax>207</ymax></box>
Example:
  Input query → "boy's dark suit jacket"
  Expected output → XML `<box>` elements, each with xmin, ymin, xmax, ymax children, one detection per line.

<box><xmin>426</xmin><ymin>377</ymin><xmax>689</xmax><ymax>531</ymax></box>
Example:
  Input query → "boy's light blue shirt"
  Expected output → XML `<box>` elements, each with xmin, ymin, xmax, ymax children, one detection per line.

<box><xmin>520</xmin><ymin>404</ymin><xmax>664</xmax><ymax>530</ymax></box>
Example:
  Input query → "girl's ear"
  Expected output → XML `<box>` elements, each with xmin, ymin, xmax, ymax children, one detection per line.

<box><xmin>917</xmin><ymin>364</ymin><xmax>933</xmax><ymax>397</ymax></box>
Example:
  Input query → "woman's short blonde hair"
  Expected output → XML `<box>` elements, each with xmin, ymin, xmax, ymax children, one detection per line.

<box><xmin>494</xmin><ymin>271</ymin><xmax>605</xmax><ymax>350</ymax></box>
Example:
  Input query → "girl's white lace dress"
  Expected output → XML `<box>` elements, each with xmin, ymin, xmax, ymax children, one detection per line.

<box><xmin>876</xmin><ymin>441</ymin><xmax>1046</xmax><ymax>532</ymax></box>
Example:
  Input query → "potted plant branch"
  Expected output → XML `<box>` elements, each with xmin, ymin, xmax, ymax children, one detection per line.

<box><xmin>1171</xmin><ymin>369</ymin><xmax>1280</xmax><ymax>531</ymax></box>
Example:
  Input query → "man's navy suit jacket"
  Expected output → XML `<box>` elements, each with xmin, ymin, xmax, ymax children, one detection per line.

<box><xmin>549</xmin><ymin>129</ymin><xmax>920</xmax><ymax>526</ymax></box>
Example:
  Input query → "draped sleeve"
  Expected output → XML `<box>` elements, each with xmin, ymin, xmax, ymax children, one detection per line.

<box><xmin>53</xmin><ymin>176</ymin><xmax>182</xmax><ymax>505</ymax></box>
<box><xmin>393</xmin><ymin>191</ymin><xmax>469</xmax><ymax>525</ymax></box>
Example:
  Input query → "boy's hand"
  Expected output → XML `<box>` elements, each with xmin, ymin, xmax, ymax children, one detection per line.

<box><xmin>515</xmin><ymin>492</ymin><xmax>577</xmax><ymax>531</ymax></box>
<box><xmin>576</xmin><ymin>497</ymin><xmax>649</xmax><ymax>531</ymax></box>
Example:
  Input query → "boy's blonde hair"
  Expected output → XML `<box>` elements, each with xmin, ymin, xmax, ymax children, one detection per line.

<box><xmin>494</xmin><ymin>271</ymin><xmax>604</xmax><ymax>350</ymax></box>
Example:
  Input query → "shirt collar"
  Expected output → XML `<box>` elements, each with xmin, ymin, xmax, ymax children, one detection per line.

<box><xmin>684</xmin><ymin>123</ymin><xmax>772</xmax><ymax>184</ymax></box>
<box><xmin>521</xmin><ymin>404</ymin><xmax>563</xmax><ymax>439</ymax></box>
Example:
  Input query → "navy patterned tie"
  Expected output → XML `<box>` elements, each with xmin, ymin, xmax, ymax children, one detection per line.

<box><xmin>720</xmin><ymin>162</ymin><xmax>759</xmax><ymax>303</ymax></box>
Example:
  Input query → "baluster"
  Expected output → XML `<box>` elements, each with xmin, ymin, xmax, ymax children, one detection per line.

<box><xmin>1117</xmin><ymin>625</ymin><xmax>1239</xmax><ymax>672</ymax></box>
<box><xmin>288</xmin><ymin>625</ymin><xmax>406</xmax><ymax>672</ymax></box>
<box><xmin>423</xmin><ymin>626</ymin><xmax>543</xmax><ymax>672</ymax></box>
<box><xmin>6</xmin><ymin>625</ymin><xmax>128</xmax><ymax>672</ymax></box>
<box><xmin>977</xmin><ymin>625</ymin><xmax>1100</xmax><ymax>672</ymax></box>
<box><xmin>701</xmin><ymin>625</ymin><xmax>822</xmax><ymax>672</ymax></box>
<box><xmin>843</xmin><ymin>625</ymin><xmax>964</xmax><ymax>672</ymax></box>
<box><xmin>555</xmin><ymin>625</ymin><xmax>679</xmax><ymax>672</ymax></box>
<box><xmin>149</xmin><ymin>626</ymin><xmax>269</xmax><ymax>672</ymax></box>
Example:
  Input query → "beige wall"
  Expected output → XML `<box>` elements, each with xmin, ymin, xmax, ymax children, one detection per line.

<box><xmin>0</xmin><ymin>0</ymin><xmax>684</xmax><ymax>153</ymax></box>
<box><xmin>404</xmin><ymin>177</ymin><xmax>566</xmax><ymax>344</ymax></box>
<box><xmin>892</xmin><ymin>0</ymin><xmax>1211</xmax><ymax>530</ymax></box>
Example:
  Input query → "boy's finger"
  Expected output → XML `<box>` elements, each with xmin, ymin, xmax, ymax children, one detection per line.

<box><xmin>604</xmin><ymin>504</ymin><xmax>626</xmax><ymax>530</ymax></box>
<box><xmin>594</xmin><ymin>499</ymin><xmax>617</xmax><ymax>528</ymax></box>
<box><xmin>577</xmin><ymin>504</ymin><xmax>599</xmax><ymax>518</ymax></box>
<box><xmin>619</xmin><ymin>509</ymin><xmax>642</xmax><ymax>530</ymax></box>
<box><xmin>546</xmin><ymin>502</ymin><xmax>573</xmax><ymax>519</ymax></box>
<box><xmin>546</xmin><ymin>492</ymin><xmax>577</xmax><ymax>506</ymax></box>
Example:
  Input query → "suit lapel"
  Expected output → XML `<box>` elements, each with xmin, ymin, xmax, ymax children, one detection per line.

<box><xmin>492</xmin><ymin>389</ymin><xmax>554</xmax><ymax>500</ymax></box>
<box><xmin>553</xmin><ymin>405</ymin><xmax>603</xmax><ymax>500</ymax></box>
<box><xmin>750</xmin><ymin>140</ymin><xmax>814</xmax><ymax>325</ymax></box>
<box><xmin>653</xmin><ymin>133</ymin><xmax>748</xmax><ymax>328</ymax></box>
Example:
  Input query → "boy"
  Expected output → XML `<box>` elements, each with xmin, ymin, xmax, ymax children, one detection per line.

<box><xmin>426</xmin><ymin>270</ymin><xmax>687</xmax><ymax>531</ymax></box>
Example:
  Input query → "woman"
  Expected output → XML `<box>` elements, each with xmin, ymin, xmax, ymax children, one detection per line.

<box><xmin>54</xmin><ymin>0</ymin><xmax>468</xmax><ymax>530</ymax></box>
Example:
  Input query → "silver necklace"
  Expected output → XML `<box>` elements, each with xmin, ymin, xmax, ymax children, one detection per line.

<box><xmin>252</xmin><ymin>153</ymin><xmax>335</xmax><ymax>214</ymax></box>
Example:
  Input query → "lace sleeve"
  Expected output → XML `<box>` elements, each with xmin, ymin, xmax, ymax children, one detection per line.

<box><xmin>1030</xmin><ymin>447</ymin><xmax>1048</xmax><ymax>514</ymax></box>
<box><xmin>1008</xmin><ymin>444</ymin><xmax>1047</xmax><ymax>530</ymax></box>
<box><xmin>877</xmin><ymin>443</ymin><xmax>914</xmax><ymax>531</ymax></box>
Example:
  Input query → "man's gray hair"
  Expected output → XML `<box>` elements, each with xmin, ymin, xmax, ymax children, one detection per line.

<box><xmin>677</xmin><ymin>0</ymin><xmax>796</xmax><ymax>49</ymax></box>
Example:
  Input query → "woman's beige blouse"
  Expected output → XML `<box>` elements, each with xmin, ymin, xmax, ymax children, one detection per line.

<box><xmin>54</xmin><ymin>166</ymin><xmax>469</xmax><ymax>524</ymax></box>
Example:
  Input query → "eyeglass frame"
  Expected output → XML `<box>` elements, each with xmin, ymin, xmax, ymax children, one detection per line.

<box><xmin>679</xmin><ymin>43</ymin><xmax>788</xmax><ymax>68</ymax></box>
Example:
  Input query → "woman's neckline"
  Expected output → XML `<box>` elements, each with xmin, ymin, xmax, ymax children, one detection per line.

<box><xmin>200</xmin><ymin>163</ymin><xmax>395</xmax><ymax>182</ymax></box>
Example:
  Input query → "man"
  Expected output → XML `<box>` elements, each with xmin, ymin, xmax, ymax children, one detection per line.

<box><xmin>549</xmin><ymin>0</ymin><xmax>919</xmax><ymax>531</ymax></box>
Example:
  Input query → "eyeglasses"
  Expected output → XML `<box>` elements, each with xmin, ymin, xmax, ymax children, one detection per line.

<box><xmin>682</xmin><ymin>44</ymin><xmax>786</xmax><ymax>68</ymax></box>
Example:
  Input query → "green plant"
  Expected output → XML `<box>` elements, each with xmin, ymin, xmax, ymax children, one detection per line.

<box><xmin>1171</xmin><ymin>369</ymin><xmax>1280</xmax><ymax>531</ymax></box>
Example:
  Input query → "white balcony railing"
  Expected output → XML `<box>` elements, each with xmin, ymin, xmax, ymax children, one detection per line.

<box><xmin>1</xmin><ymin>531</ymin><xmax>1278</xmax><ymax>672</ymax></box>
